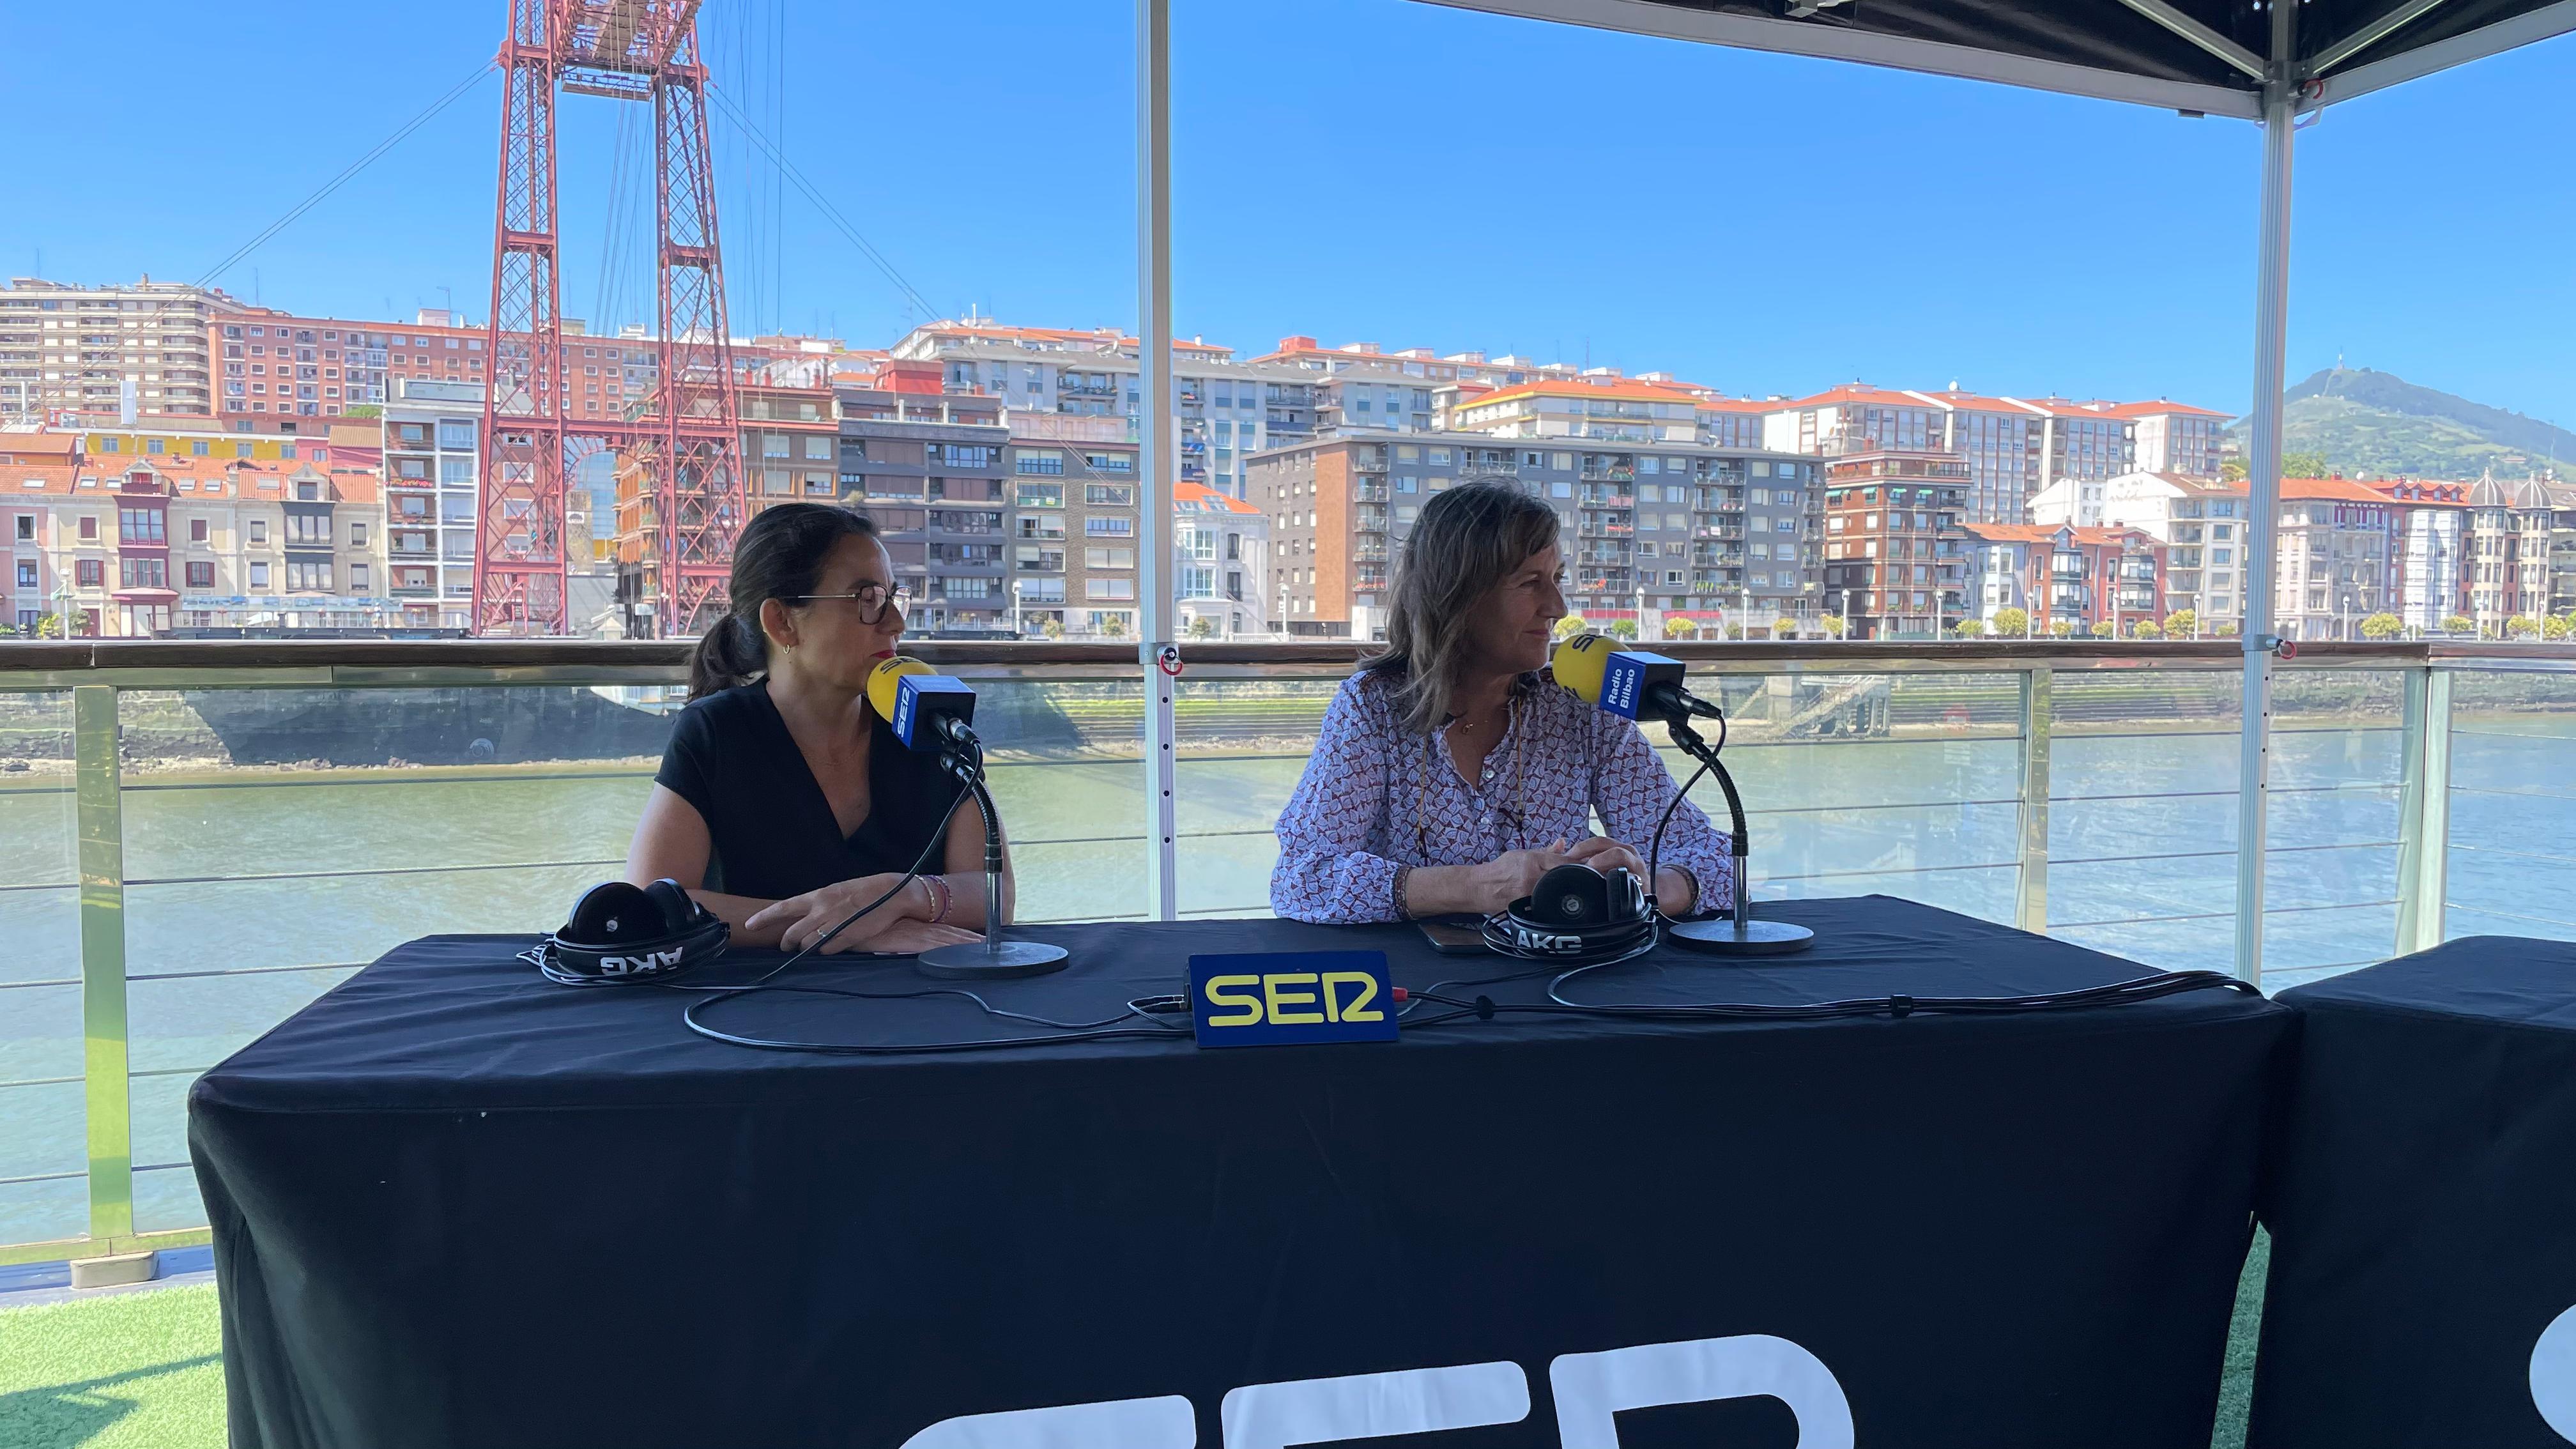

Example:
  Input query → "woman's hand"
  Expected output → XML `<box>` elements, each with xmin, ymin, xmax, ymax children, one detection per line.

<box><xmin>1470</xmin><ymin>845</ymin><xmax>1574</xmax><ymax>912</ymax></box>
<box><xmin>1561</xmin><ymin>836</ymin><xmax>1698</xmax><ymax>916</ymax></box>
<box><xmin>746</xmin><ymin>874</ymin><xmax>921</xmax><ymax>954</ymax></box>
<box><xmin>1561</xmin><ymin>836</ymin><xmax>1649</xmax><ymax>880</ymax></box>
<box><xmin>871</xmin><ymin>919</ymin><xmax>983</xmax><ymax>956</ymax></box>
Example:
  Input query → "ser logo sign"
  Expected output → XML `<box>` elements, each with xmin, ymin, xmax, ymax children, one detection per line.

<box><xmin>1188</xmin><ymin>951</ymin><xmax>1397</xmax><ymax>1048</ymax></box>
<box><xmin>896</xmin><ymin>1335</ymin><xmax>1853</xmax><ymax>1449</ymax></box>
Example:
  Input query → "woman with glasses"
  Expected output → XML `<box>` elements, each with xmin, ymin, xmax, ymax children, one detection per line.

<box><xmin>625</xmin><ymin>503</ymin><xmax>1008</xmax><ymax>955</ymax></box>
<box><xmin>1269</xmin><ymin>480</ymin><xmax>1730</xmax><ymax>924</ymax></box>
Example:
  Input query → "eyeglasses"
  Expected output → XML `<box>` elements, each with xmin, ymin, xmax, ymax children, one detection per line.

<box><xmin>785</xmin><ymin>581</ymin><xmax>908</xmax><ymax>623</ymax></box>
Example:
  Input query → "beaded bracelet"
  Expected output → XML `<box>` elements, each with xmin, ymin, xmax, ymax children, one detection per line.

<box><xmin>1392</xmin><ymin>865</ymin><xmax>1415</xmax><ymax>921</ymax></box>
<box><xmin>922</xmin><ymin>874</ymin><xmax>953</xmax><ymax>924</ymax></box>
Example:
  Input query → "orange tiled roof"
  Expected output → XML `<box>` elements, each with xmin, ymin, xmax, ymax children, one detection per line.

<box><xmin>2281</xmin><ymin>476</ymin><xmax>2398</xmax><ymax>503</ymax></box>
<box><xmin>1961</xmin><ymin>521</ymin><xmax>2151</xmax><ymax>546</ymax></box>
<box><xmin>2100</xmin><ymin>398</ymin><xmax>2231</xmax><ymax>419</ymax></box>
<box><xmin>1455</xmin><ymin>377</ymin><xmax>1705</xmax><ymax>410</ymax></box>
<box><xmin>1174</xmin><ymin>480</ymin><xmax>1259</xmax><ymax>516</ymax></box>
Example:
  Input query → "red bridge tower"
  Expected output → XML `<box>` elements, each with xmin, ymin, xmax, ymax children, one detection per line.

<box><xmin>476</xmin><ymin>0</ymin><xmax>742</xmax><ymax>637</ymax></box>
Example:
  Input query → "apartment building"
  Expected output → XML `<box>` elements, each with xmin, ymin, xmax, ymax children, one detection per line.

<box><xmin>2273</xmin><ymin>477</ymin><xmax>2398</xmax><ymax>641</ymax></box>
<box><xmin>213</xmin><ymin>310</ymin><xmax>489</xmax><ymax>432</ymax></box>
<box><xmin>0</xmin><ymin>277</ymin><xmax>257</xmax><ymax>422</ymax></box>
<box><xmin>1820</xmin><ymin>450</ymin><xmax>1970</xmax><ymax>640</ymax></box>
<box><xmin>1004</xmin><ymin>414</ymin><xmax>1142</xmax><ymax>639</ymax></box>
<box><xmin>1174</xmin><ymin>480</ymin><xmax>1266</xmax><ymax>639</ymax></box>
<box><xmin>831</xmin><ymin>379</ymin><xmax>1011</xmax><ymax>639</ymax></box>
<box><xmin>1765</xmin><ymin>384</ymin><xmax>2203</xmax><ymax>525</ymax></box>
<box><xmin>381</xmin><ymin>380</ymin><xmax>486</xmax><ymax>629</ymax></box>
<box><xmin>888</xmin><ymin>322</ymin><xmax>1279</xmax><ymax>498</ymax></box>
<box><xmin>1247</xmin><ymin>431</ymin><xmax>1818</xmax><ymax>638</ymax></box>
<box><xmin>3</xmin><ymin>438</ymin><xmax>387</xmax><ymax>636</ymax></box>
<box><xmin>2034</xmin><ymin>470</ymin><xmax>2252</xmax><ymax>629</ymax></box>
<box><xmin>1958</xmin><ymin>522</ymin><xmax>2164</xmax><ymax>634</ymax></box>
<box><xmin>1768</xmin><ymin>385</ymin><xmax>2036</xmax><ymax>525</ymax></box>
<box><xmin>1446</xmin><ymin>378</ymin><xmax>1703</xmax><ymax>445</ymax></box>
<box><xmin>2114</xmin><ymin>400</ymin><xmax>2229</xmax><ymax>477</ymax></box>
<box><xmin>2368</xmin><ymin>480</ymin><xmax>2471</xmax><ymax>632</ymax></box>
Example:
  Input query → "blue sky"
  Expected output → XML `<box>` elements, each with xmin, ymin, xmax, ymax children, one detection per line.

<box><xmin>6</xmin><ymin>1</ymin><xmax>2572</xmax><ymax>423</ymax></box>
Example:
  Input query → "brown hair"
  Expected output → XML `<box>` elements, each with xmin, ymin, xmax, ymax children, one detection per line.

<box><xmin>1366</xmin><ymin>480</ymin><xmax>1563</xmax><ymax>735</ymax></box>
<box><xmin>686</xmin><ymin>503</ymin><xmax>882</xmax><ymax>700</ymax></box>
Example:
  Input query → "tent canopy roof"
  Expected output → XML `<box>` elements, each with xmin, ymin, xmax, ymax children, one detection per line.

<box><xmin>1420</xmin><ymin>0</ymin><xmax>2576</xmax><ymax>117</ymax></box>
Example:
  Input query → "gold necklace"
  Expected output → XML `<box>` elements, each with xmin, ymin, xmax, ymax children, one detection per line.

<box><xmin>1416</xmin><ymin>689</ymin><xmax>1526</xmax><ymax>861</ymax></box>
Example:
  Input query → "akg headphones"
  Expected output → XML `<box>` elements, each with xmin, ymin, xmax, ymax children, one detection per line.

<box><xmin>530</xmin><ymin>878</ymin><xmax>730</xmax><ymax>986</ymax></box>
<box><xmin>1482</xmin><ymin>863</ymin><xmax>1659</xmax><ymax>963</ymax></box>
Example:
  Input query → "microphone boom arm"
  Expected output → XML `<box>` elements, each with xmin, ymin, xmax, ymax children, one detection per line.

<box><xmin>1657</xmin><ymin>711</ymin><xmax>1814</xmax><ymax>956</ymax></box>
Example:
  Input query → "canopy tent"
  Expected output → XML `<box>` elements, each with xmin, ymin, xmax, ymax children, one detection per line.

<box><xmin>1127</xmin><ymin>0</ymin><xmax>2572</xmax><ymax>985</ymax></box>
<box><xmin>1422</xmin><ymin>0</ymin><xmax>2576</xmax><ymax>114</ymax></box>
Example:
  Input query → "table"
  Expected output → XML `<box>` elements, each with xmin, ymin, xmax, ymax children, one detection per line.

<box><xmin>191</xmin><ymin>895</ymin><xmax>2287</xmax><ymax>1449</ymax></box>
<box><xmin>2248</xmin><ymin>936</ymin><xmax>2576</xmax><ymax>1449</ymax></box>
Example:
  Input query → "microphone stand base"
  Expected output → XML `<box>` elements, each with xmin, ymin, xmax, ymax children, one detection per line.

<box><xmin>1663</xmin><ymin>917</ymin><xmax>1816</xmax><ymax>956</ymax></box>
<box><xmin>916</xmin><ymin>939</ymin><xmax>1070</xmax><ymax>979</ymax></box>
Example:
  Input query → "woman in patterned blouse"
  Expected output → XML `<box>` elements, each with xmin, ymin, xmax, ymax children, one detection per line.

<box><xmin>1269</xmin><ymin>480</ymin><xmax>1733</xmax><ymax>924</ymax></box>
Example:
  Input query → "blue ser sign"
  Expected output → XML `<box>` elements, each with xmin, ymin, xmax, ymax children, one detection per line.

<box><xmin>1188</xmin><ymin>951</ymin><xmax>1399</xmax><ymax>1048</ymax></box>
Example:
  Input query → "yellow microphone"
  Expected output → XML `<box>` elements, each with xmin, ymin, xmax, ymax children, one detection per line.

<box><xmin>1549</xmin><ymin>632</ymin><xmax>1618</xmax><ymax>707</ymax></box>
<box><xmin>866</xmin><ymin>654</ymin><xmax>934</xmax><ymax>725</ymax></box>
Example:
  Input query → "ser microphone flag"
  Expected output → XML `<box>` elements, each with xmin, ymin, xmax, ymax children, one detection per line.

<box><xmin>866</xmin><ymin>655</ymin><xmax>977</xmax><ymax>751</ymax></box>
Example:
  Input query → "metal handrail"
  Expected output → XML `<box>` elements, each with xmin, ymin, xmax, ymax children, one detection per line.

<box><xmin>3</xmin><ymin>636</ymin><xmax>2572</xmax><ymax>681</ymax></box>
<box><xmin>2</xmin><ymin>637</ymin><xmax>2572</xmax><ymax>1266</ymax></box>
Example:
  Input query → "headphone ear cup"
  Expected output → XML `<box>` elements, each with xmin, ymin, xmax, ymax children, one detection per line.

<box><xmin>1530</xmin><ymin>863</ymin><xmax>1610</xmax><ymax>926</ymax></box>
<box><xmin>1603</xmin><ymin>867</ymin><xmax>1647</xmax><ymax>923</ymax></box>
<box><xmin>566</xmin><ymin>881</ymin><xmax>651</xmax><ymax>944</ymax></box>
<box><xmin>642</xmin><ymin>878</ymin><xmax>697</xmax><ymax>933</ymax></box>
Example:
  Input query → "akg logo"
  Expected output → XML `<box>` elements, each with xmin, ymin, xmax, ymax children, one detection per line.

<box><xmin>599</xmin><ymin>947</ymin><xmax>682</xmax><ymax>977</ymax></box>
<box><xmin>2537</xmin><ymin>1300</ymin><xmax>2576</xmax><ymax>1444</ymax></box>
<box><xmin>896</xmin><ymin>1335</ymin><xmax>1853</xmax><ymax>1449</ymax></box>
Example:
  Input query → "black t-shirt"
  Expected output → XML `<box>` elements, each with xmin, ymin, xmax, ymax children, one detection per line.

<box><xmin>653</xmin><ymin>683</ymin><xmax>967</xmax><ymax>901</ymax></box>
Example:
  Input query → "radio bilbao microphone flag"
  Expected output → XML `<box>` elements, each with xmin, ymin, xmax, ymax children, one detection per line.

<box><xmin>866</xmin><ymin>655</ymin><xmax>978</xmax><ymax>753</ymax></box>
<box><xmin>1549</xmin><ymin>632</ymin><xmax>1813</xmax><ymax>956</ymax></box>
<box><xmin>1549</xmin><ymin>633</ymin><xmax>1720</xmax><ymax>724</ymax></box>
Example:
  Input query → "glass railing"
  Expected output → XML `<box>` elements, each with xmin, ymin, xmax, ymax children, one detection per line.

<box><xmin>3</xmin><ymin>637</ymin><xmax>2572</xmax><ymax>1263</ymax></box>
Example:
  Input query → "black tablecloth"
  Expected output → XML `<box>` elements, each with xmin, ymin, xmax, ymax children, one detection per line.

<box><xmin>2249</xmin><ymin>936</ymin><xmax>2576</xmax><ymax>1449</ymax></box>
<box><xmin>192</xmin><ymin>895</ymin><xmax>2288</xmax><ymax>1449</ymax></box>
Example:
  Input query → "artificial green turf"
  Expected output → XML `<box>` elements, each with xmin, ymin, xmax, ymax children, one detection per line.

<box><xmin>0</xmin><ymin>1235</ymin><xmax>2274</xmax><ymax>1449</ymax></box>
<box><xmin>2212</xmin><ymin>1228</ymin><xmax>2273</xmax><ymax>1449</ymax></box>
<box><xmin>0</xmin><ymin>1283</ymin><xmax>225</xmax><ymax>1449</ymax></box>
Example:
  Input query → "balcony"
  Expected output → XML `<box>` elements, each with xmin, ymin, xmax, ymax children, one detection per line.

<box><xmin>1351</xmin><ymin>452</ymin><xmax>1388</xmax><ymax>473</ymax></box>
<box><xmin>1354</xmin><ymin>482</ymin><xmax>1390</xmax><ymax>503</ymax></box>
<box><xmin>1353</xmin><ymin>540</ymin><xmax>1390</xmax><ymax>563</ymax></box>
<box><xmin>1354</xmin><ymin>507</ymin><xmax>1388</xmax><ymax>534</ymax></box>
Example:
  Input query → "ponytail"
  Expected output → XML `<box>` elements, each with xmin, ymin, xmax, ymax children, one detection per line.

<box><xmin>686</xmin><ymin>611</ymin><xmax>770</xmax><ymax>700</ymax></box>
<box><xmin>684</xmin><ymin>503</ymin><xmax>882</xmax><ymax>701</ymax></box>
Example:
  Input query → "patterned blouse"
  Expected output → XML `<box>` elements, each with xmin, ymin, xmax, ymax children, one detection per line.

<box><xmin>1269</xmin><ymin>666</ymin><xmax>1734</xmax><ymax>924</ymax></box>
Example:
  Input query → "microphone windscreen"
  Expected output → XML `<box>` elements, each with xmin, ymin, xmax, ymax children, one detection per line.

<box><xmin>866</xmin><ymin>655</ymin><xmax>933</xmax><ymax>724</ymax></box>
<box><xmin>1549</xmin><ymin>632</ymin><xmax>1616</xmax><ymax>705</ymax></box>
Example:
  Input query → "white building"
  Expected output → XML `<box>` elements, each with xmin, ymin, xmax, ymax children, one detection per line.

<box><xmin>379</xmin><ymin>379</ymin><xmax>485</xmax><ymax>631</ymax></box>
<box><xmin>2034</xmin><ymin>469</ymin><xmax>2253</xmax><ymax>628</ymax></box>
<box><xmin>1173</xmin><ymin>480</ymin><xmax>1267</xmax><ymax>638</ymax></box>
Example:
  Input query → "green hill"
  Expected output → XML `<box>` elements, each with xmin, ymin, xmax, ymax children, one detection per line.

<box><xmin>2228</xmin><ymin>367</ymin><xmax>2575</xmax><ymax>479</ymax></box>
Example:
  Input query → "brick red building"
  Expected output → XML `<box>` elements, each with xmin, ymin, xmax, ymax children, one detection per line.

<box><xmin>1958</xmin><ymin>521</ymin><xmax>2165</xmax><ymax>635</ymax></box>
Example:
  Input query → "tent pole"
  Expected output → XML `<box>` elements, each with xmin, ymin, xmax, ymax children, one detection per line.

<box><xmin>2235</xmin><ymin>11</ymin><xmax>2298</xmax><ymax>989</ymax></box>
<box><xmin>1137</xmin><ymin>0</ymin><xmax>1179</xmax><ymax>921</ymax></box>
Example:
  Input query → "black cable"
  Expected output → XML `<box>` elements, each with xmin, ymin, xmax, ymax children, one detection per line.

<box><xmin>680</xmin><ymin>751</ymin><xmax>1180</xmax><ymax>1055</ymax></box>
<box><xmin>1649</xmin><ymin>707</ymin><xmax>1728</xmax><ymax>923</ymax></box>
